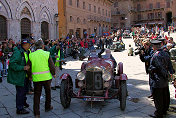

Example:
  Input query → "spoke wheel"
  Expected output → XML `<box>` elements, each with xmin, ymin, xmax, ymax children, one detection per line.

<box><xmin>60</xmin><ymin>80</ymin><xmax>72</xmax><ymax>108</ymax></box>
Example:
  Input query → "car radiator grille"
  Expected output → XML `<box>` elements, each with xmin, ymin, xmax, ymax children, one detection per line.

<box><xmin>85</xmin><ymin>71</ymin><xmax>103</xmax><ymax>90</ymax></box>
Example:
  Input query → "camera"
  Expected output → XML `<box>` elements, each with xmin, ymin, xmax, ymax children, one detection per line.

<box><xmin>134</xmin><ymin>46</ymin><xmax>145</xmax><ymax>55</ymax></box>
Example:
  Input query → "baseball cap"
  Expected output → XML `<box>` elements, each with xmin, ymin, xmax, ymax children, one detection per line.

<box><xmin>21</xmin><ymin>38</ymin><xmax>32</xmax><ymax>44</ymax></box>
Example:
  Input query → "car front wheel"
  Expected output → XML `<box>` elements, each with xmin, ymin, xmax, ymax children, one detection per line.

<box><xmin>60</xmin><ymin>79</ymin><xmax>72</xmax><ymax>108</ymax></box>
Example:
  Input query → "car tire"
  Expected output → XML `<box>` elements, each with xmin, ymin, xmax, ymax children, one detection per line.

<box><xmin>120</xmin><ymin>80</ymin><xmax>127</xmax><ymax>111</ymax></box>
<box><xmin>118</xmin><ymin>62</ymin><xmax>123</xmax><ymax>75</ymax></box>
<box><xmin>60</xmin><ymin>80</ymin><xmax>72</xmax><ymax>108</ymax></box>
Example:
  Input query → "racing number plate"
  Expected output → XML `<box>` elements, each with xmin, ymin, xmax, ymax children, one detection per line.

<box><xmin>83</xmin><ymin>98</ymin><xmax>104</xmax><ymax>101</ymax></box>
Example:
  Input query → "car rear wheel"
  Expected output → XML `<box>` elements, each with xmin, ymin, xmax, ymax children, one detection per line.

<box><xmin>120</xmin><ymin>80</ymin><xmax>127</xmax><ymax>111</ymax></box>
<box><xmin>60</xmin><ymin>79</ymin><xmax>72</xmax><ymax>108</ymax></box>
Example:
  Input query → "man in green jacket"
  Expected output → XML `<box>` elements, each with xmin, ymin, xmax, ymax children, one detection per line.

<box><xmin>49</xmin><ymin>44</ymin><xmax>64</xmax><ymax>90</ymax></box>
<box><xmin>7</xmin><ymin>39</ymin><xmax>31</xmax><ymax>114</ymax></box>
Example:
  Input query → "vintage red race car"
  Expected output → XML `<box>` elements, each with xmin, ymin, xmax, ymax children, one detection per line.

<box><xmin>60</xmin><ymin>52</ymin><xmax>128</xmax><ymax>110</ymax></box>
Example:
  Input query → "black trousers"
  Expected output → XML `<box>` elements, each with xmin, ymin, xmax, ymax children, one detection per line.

<box><xmin>152</xmin><ymin>86</ymin><xmax>170</xmax><ymax>117</ymax></box>
<box><xmin>16</xmin><ymin>78</ymin><xmax>29</xmax><ymax>110</ymax></box>
<box><xmin>28</xmin><ymin>80</ymin><xmax>33</xmax><ymax>92</ymax></box>
<box><xmin>33</xmin><ymin>79</ymin><xmax>52</xmax><ymax>116</ymax></box>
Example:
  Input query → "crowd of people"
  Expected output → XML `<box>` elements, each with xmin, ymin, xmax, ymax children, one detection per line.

<box><xmin>130</xmin><ymin>26</ymin><xmax>176</xmax><ymax>118</ymax></box>
<box><xmin>1</xmin><ymin>26</ymin><xmax>176</xmax><ymax>118</ymax></box>
<box><xmin>0</xmin><ymin>34</ymin><xmax>115</xmax><ymax>118</ymax></box>
<box><xmin>0</xmin><ymin>34</ymin><xmax>122</xmax><ymax>84</ymax></box>
<box><xmin>0</xmin><ymin>36</ymin><xmax>100</xmax><ymax>82</ymax></box>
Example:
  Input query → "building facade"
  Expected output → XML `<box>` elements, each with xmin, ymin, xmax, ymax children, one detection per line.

<box><xmin>58</xmin><ymin>0</ymin><xmax>113</xmax><ymax>39</ymax></box>
<box><xmin>0</xmin><ymin>0</ymin><xmax>58</xmax><ymax>42</ymax></box>
<box><xmin>111</xmin><ymin>0</ymin><xmax>133</xmax><ymax>30</ymax></box>
<box><xmin>112</xmin><ymin>0</ymin><xmax>175</xmax><ymax>29</ymax></box>
<box><xmin>172</xmin><ymin>0</ymin><xmax>176</xmax><ymax>26</ymax></box>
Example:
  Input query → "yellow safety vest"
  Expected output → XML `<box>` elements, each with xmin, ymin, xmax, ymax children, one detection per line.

<box><xmin>24</xmin><ymin>49</ymin><xmax>31</xmax><ymax>63</ymax></box>
<box><xmin>24</xmin><ymin>52</ymin><xmax>29</xmax><ymax>77</ymax></box>
<box><xmin>55</xmin><ymin>49</ymin><xmax>60</xmax><ymax>67</ymax></box>
<box><xmin>29</xmin><ymin>49</ymin><xmax>52</xmax><ymax>82</ymax></box>
<box><xmin>24</xmin><ymin>52</ymin><xmax>28</xmax><ymax>64</ymax></box>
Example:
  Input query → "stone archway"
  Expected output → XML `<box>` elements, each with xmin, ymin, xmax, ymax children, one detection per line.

<box><xmin>0</xmin><ymin>0</ymin><xmax>12</xmax><ymax>19</ymax></box>
<box><xmin>16</xmin><ymin>1</ymin><xmax>35</xmax><ymax>22</ymax></box>
<box><xmin>16</xmin><ymin>1</ymin><xmax>35</xmax><ymax>39</ymax></box>
<box><xmin>39</xmin><ymin>7</ymin><xmax>52</xmax><ymax>24</ymax></box>
<box><xmin>41</xmin><ymin>21</ymin><xmax>49</xmax><ymax>40</ymax></box>
<box><xmin>0</xmin><ymin>15</ymin><xmax>7</xmax><ymax>41</ymax></box>
<box><xmin>39</xmin><ymin>7</ymin><xmax>52</xmax><ymax>40</ymax></box>
<box><xmin>0</xmin><ymin>0</ymin><xmax>13</xmax><ymax>40</ymax></box>
<box><xmin>21</xmin><ymin>18</ymin><xmax>31</xmax><ymax>39</ymax></box>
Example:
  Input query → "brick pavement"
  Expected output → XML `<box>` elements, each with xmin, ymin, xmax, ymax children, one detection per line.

<box><xmin>0</xmin><ymin>37</ymin><xmax>176</xmax><ymax>118</ymax></box>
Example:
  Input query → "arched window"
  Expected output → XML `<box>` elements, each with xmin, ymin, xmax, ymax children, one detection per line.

<box><xmin>21</xmin><ymin>18</ymin><xmax>31</xmax><ymax>39</ymax></box>
<box><xmin>69</xmin><ymin>0</ymin><xmax>72</xmax><ymax>6</ymax></box>
<box><xmin>0</xmin><ymin>15</ymin><xmax>7</xmax><ymax>41</ymax></box>
<box><xmin>98</xmin><ymin>7</ymin><xmax>101</xmax><ymax>14</ymax></box>
<box><xmin>114</xmin><ymin>2</ymin><xmax>118</xmax><ymax>7</ymax></box>
<box><xmin>83</xmin><ymin>19</ymin><xmax>86</xmax><ymax>24</ymax></box>
<box><xmin>70</xmin><ymin>16</ymin><xmax>73</xmax><ymax>22</ymax></box>
<box><xmin>77</xmin><ymin>17</ymin><xmax>81</xmax><ymax>23</ymax></box>
<box><xmin>76</xmin><ymin>0</ymin><xmax>79</xmax><ymax>8</ymax></box>
<box><xmin>41</xmin><ymin>21</ymin><xmax>49</xmax><ymax>41</ymax></box>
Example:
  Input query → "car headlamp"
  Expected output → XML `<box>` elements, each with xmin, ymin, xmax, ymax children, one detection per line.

<box><xmin>102</xmin><ymin>72</ymin><xmax>111</xmax><ymax>81</ymax></box>
<box><xmin>77</xmin><ymin>72</ymin><xmax>85</xmax><ymax>80</ymax></box>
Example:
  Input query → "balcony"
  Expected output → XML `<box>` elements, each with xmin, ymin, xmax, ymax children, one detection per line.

<box><xmin>111</xmin><ymin>11</ymin><xmax>120</xmax><ymax>15</ymax></box>
<box><xmin>135</xmin><ymin>17</ymin><xmax>165</xmax><ymax>22</ymax></box>
<box><xmin>87</xmin><ymin>15</ymin><xmax>110</xmax><ymax>23</ymax></box>
<box><xmin>131</xmin><ymin>6</ymin><xmax>164</xmax><ymax>12</ymax></box>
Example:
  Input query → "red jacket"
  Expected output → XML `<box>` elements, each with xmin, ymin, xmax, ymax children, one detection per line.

<box><xmin>84</xmin><ymin>43</ymin><xmax>88</xmax><ymax>48</ymax></box>
<box><xmin>80</xmin><ymin>41</ymin><xmax>84</xmax><ymax>47</ymax></box>
<box><xmin>92</xmin><ymin>39</ymin><xmax>95</xmax><ymax>44</ymax></box>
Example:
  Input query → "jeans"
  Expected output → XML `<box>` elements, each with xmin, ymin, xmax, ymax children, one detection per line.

<box><xmin>51</xmin><ymin>67</ymin><xmax>60</xmax><ymax>87</ymax></box>
<box><xmin>3</xmin><ymin>59</ymin><xmax>8</xmax><ymax>76</ymax></box>
<box><xmin>16</xmin><ymin>78</ymin><xmax>29</xmax><ymax>110</ymax></box>
<box><xmin>33</xmin><ymin>79</ymin><xmax>52</xmax><ymax>116</ymax></box>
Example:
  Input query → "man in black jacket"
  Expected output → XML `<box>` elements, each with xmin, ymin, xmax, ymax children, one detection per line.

<box><xmin>148</xmin><ymin>40</ymin><xmax>174</xmax><ymax>118</ymax></box>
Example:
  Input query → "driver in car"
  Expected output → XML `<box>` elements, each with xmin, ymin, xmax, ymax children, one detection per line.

<box><xmin>105</xmin><ymin>49</ymin><xmax>117</xmax><ymax>68</ymax></box>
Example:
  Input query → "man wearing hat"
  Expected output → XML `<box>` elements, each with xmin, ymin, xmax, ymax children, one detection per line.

<box><xmin>148</xmin><ymin>40</ymin><xmax>174</xmax><ymax>118</ymax></box>
<box><xmin>7</xmin><ymin>38</ymin><xmax>31</xmax><ymax>114</ymax></box>
<box><xmin>139</xmin><ymin>39</ymin><xmax>154</xmax><ymax>98</ymax></box>
<box><xmin>157</xmin><ymin>38</ymin><xmax>167</xmax><ymax>49</ymax></box>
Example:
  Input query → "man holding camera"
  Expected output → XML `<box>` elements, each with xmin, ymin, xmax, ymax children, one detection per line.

<box><xmin>139</xmin><ymin>39</ymin><xmax>154</xmax><ymax>74</ymax></box>
<box><xmin>139</xmin><ymin>39</ymin><xmax>154</xmax><ymax>98</ymax></box>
